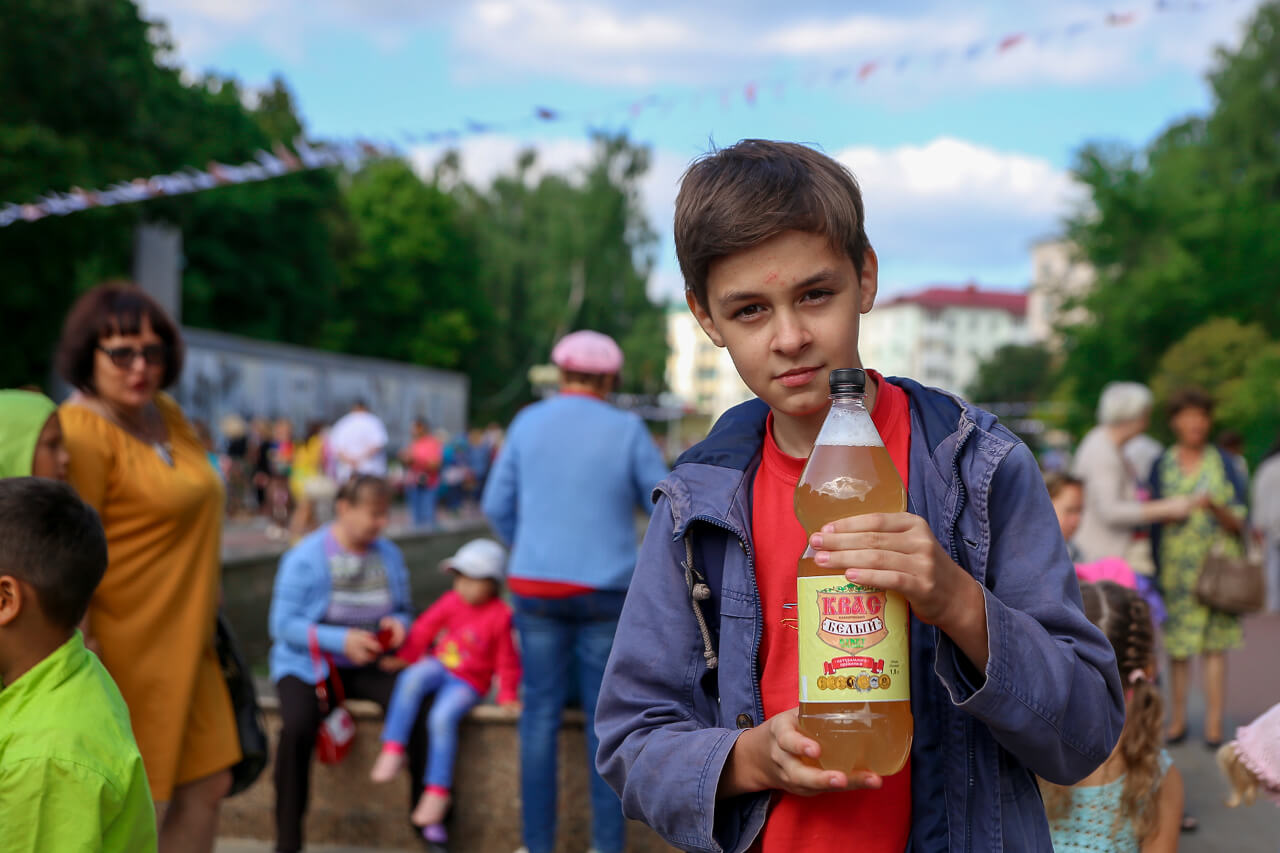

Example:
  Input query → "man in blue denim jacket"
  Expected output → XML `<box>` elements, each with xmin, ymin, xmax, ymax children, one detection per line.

<box><xmin>594</xmin><ymin>140</ymin><xmax>1124</xmax><ymax>852</ymax></box>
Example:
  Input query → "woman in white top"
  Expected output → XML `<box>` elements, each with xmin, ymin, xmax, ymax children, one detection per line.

<box><xmin>1071</xmin><ymin>382</ymin><xmax>1201</xmax><ymax>563</ymax></box>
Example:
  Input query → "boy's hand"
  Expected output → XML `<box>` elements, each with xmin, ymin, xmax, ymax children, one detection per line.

<box><xmin>810</xmin><ymin>512</ymin><xmax>989</xmax><ymax>670</ymax></box>
<box><xmin>343</xmin><ymin>629</ymin><xmax>383</xmax><ymax>665</ymax></box>
<box><xmin>718</xmin><ymin>708</ymin><xmax>884</xmax><ymax>799</ymax></box>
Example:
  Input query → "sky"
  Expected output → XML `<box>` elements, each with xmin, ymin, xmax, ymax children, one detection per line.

<box><xmin>137</xmin><ymin>0</ymin><xmax>1264</xmax><ymax>302</ymax></box>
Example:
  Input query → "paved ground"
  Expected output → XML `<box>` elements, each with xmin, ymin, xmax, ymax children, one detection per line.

<box><xmin>218</xmin><ymin>841</ymin><xmax>419</xmax><ymax>853</ymax></box>
<box><xmin>218</xmin><ymin>515</ymin><xmax>1279</xmax><ymax>852</ymax></box>
<box><xmin>1170</xmin><ymin>610</ymin><xmax>1280</xmax><ymax>853</ymax></box>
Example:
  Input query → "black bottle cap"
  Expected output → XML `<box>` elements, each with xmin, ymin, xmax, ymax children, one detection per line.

<box><xmin>829</xmin><ymin>368</ymin><xmax>866</xmax><ymax>395</ymax></box>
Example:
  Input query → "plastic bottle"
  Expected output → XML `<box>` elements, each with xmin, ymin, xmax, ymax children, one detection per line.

<box><xmin>794</xmin><ymin>367</ymin><xmax>913</xmax><ymax>776</ymax></box>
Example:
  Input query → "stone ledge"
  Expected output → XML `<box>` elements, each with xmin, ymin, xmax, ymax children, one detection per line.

<box><xmin>221</xmin><ymin>696</ymin><xmax>673</xmax><ymax>852</ymax></box>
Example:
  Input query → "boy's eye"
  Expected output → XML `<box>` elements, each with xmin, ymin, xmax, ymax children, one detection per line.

<box><xmin>801</xmin><ymin>288</ymin><xmax>833</xmax><ymax>303</ymax></box>
<box><xmin>733</xmin><ymin>303</ymin><xmax>764</xmax><ymax>320</ymax></box>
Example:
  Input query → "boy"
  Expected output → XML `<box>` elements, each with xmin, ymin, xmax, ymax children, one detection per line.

<box><xmin>594</xmin><ymin>140</ymin><xmax>1125</xmax><ymax>852</ymax></box>
<box><xmin>0</xmin><ymin>477</ymin><xmax>157</xmax><ymax>851</ymax></box>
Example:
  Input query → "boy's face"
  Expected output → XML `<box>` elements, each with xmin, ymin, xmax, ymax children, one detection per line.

<box><xmin>32</xmin><ymin>413</ymin><xmax>70</xmax><ymax>482</ymax></box>
<box><xmin>690</xmin><ymin>230</ymin><xmax>877</xmax><ymax>421</ymax></box>
<box><xmin>1051</xmin><ymin>484</ymin><xmax>1084</xmax><ymax>542</ymax></box>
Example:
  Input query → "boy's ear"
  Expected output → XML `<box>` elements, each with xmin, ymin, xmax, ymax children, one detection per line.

<box><xmin>858</xmin><ymin>248</ymin><xmax>879</xmax><ymax>315</ymax></box>
<box><xmin>0</xmin><ymin>575</ymin><xmax>23</xmax><ymax>628</ymax></box>
<box><xmin>686</xmin><ymin>289</ymin><xmax>726</xmax><ymax>347</ymax></box>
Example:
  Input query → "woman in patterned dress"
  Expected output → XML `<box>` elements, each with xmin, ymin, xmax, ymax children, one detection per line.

<box><xmin>1151</xmin><ymin>388</ymin><xmax>1248</xmax><ymax>749</ymax></box>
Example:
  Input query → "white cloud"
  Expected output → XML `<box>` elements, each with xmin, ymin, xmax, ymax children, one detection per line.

<box><xmin>406</xmin><ymin>134</ymin><xmax>1077</xmax><ymax>300</ymax></box>
<box><xmin>835</xmin><ymin>138</ymin><xmax>1082</xmax><ymax>292</ymax></box>
<box><xmin>450</xmin><ymin>0</ymin><xmax>1264</xmax><ymax>89</ymax></box>
<box><xmin>138</xmin><ymin>0</ymin><xmax>1263</xmax><ymax>95</ymax></box>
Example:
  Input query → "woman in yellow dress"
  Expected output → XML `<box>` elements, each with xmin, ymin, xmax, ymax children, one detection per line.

<box><xmin>56</xmin><ymin>282</ymin><xmax>239</xmax><ymax>853</ymax></box>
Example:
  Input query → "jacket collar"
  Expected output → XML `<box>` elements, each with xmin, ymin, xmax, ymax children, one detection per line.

<box><xmin>661</xmin><ymin>378</ymin><xmax>996</xmax><ymax>538</ymax></box>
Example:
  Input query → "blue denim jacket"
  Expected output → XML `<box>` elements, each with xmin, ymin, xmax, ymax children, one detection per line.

<box><xmin>595</xmin><ymin>379</ymin><xmax>1124</xmax><ymax>853</ymax></box>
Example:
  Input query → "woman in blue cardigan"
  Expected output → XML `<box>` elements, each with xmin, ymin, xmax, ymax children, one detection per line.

<box><xmin>268</xmin><ymin>474</ymin><xmax>425</xmax><ymax>853</ymax></box>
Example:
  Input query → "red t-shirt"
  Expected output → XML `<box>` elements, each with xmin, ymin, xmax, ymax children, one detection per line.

<box><xmin>751</xmin><ymin>372</ymin><xmax>912</xmax><ymax>852</ymax></box>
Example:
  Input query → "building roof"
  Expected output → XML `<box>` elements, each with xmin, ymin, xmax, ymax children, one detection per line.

<box><xmin>882</xmin><ymin>283</ymin><xmax>1027</xmax><ymax>316</ymax></box>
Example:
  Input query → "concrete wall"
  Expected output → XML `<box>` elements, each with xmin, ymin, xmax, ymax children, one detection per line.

<box><xmin>174</xmin><ymin>327</ymin><xmax>469</xmax><ymax>448</ymax></box>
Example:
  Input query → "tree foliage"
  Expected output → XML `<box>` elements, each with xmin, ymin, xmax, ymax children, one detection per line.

<box><xmin>966</xmin><ymin>342</ymin><xmax>1055</xmax><ymax>404</ymax></box>
<box><xmin>1059</xmin><ymin>1</ymin><xmax>1280</xmax><ymax>455</ymax></box>
<box><xmin>1149</xmin><ymin>319</ymin><xmax>1280</xmax><ymax>462</ymax></box>
<box><xmin>0</xmin><ymin>0</ymin><xmax>668</xmax><ymax>425</ymax></box>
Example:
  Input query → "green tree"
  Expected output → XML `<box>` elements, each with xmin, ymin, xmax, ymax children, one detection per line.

<box><xmin>1149</xmin><ymin>318</ymin><xmax>1280</xmax><ymax>464</ymax></box>
<box><xmin>967</xmin><ymin>342</ymin><xmax>1055</xmax><ymax>404</ymax></box>
<box><xmin>1058</xmin><ymin>1</ymin><xmax>1280</xmax><ymax>430</ymax></box>
<box><xmin>449</xmin><ymin>132</ymin><xmax>667</xmax><ymax>422</ymax></box>
<box><xmin>326</xmin><ymin>159</ymin><xmax>484</xmax><ymax>368</ymax></box>
<box><xmin>0</xmin><ymin>0</ymin><xmax>347</xmax><ymax>387</ymax></box>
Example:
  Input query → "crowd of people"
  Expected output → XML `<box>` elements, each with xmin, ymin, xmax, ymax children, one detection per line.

<box><xmin>1</xmin><ymin>139</ymin><xmax>1279</xmax><ymax>853</ymax></box>
<box><xmin>196</xmin><ymin>402</ymin><xmax>503</xmax><ymax>544</ymax></box>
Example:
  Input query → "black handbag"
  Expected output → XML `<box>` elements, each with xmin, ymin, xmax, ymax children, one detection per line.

<box><xmin>215</xmin><ymin>611</ymin><xmax>269</xmax><ymax>796</ymax></box>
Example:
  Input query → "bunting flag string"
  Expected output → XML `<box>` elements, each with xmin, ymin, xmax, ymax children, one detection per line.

<box><xmin>0</xmin><ymin>0</ymin><xmax>1233</xmax><ymax>228</ymax></box>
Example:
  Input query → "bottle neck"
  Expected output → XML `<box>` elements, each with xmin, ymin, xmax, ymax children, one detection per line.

<box><xmin>829</xmin><ymin>391</ymin><xmax>868</xmax><ymax>410</ymax></box>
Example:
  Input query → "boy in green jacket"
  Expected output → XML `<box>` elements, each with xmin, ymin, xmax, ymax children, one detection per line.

<box><xmin>0</xmin><ymin>477</ymin><xmax>157</xmax><ymax>852</ymax></box>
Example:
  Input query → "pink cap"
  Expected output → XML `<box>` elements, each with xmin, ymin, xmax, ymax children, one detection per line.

<box><xmin>551</xmin><ymin>330</ymin><xmax>624</xmax><ymax>375</ymax></box>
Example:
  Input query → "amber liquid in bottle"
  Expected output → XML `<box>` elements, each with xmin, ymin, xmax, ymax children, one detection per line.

<box><xmin>794</xmin><ymin>369</ymin><xmax>913</xmax><ymax>776</ymax></box>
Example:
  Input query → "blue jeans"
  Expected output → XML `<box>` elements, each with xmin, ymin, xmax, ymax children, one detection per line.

<box><xmin>513</xmin><ymin>590</ymin><xmax>627</xmax><ymax>853</ymax></box>
<box><xmin>381</xmin><ymin>658</ymin><xmax>481</xmax><ymax>789</ymax></box>
<box><xmin>405</xmin><ymin>483</ymin><xmax>438</xmax><ymax>528</ymax></box>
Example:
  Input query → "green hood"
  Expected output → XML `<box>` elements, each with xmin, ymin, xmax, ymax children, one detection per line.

<box><xmin>0</xmin><ymin>390</ymin><xmax>57</xmax><ymax>478</ymax></box>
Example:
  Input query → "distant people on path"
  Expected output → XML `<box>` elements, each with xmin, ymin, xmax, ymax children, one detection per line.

<box><xmin>329</xmin><ymin>401</ymin><xmax>388</xmax><ymax>483</ymax></box>
<box><xmin>0</xmin><ymin>478</ymin><xmax>158</xmax><ymax>852</ymax></box>
<box><xmin>268</xmin><ymin>475</ymin><xmax>427</xmax><ymax>853</ymax></box>
<box><xmin>1252</xmin><ymin>434</ymin><xmax>1280</xmax><ymax>613</ymax></box>
<box><xmin>288</xmin><ymin>421</ymin><xmax>335</xmax><ymax>542</ymax></box>
<box><xmin>370</xmin><ymin>538</ymin><xmax>521</xmax><ymax>847</ymax></box>
<box><xmin>56</xmin><ymin>282</ymin><xmax>238</xmax><ymax>853</ymax></box>
<box><xmin>1071</xmin><ymin>381</ymin><xmax>1200</xmax><ymax>563</ymax></box>
<box><xmin>439</xmin><ymin>431</ymin><xmax>472</xmax><ymax>517</ymax></box>
<box><xmin>0</xmin><ymin>389</ymin><xmax>70</xmax><ymax>480</ymax></box>
<box><xmin>221</xmin><ymin>412</ymin><xmax>251</xmax><ymax>516</ymax></box>
<box><xmin>1151</xmin><ymin>388</ymin><xmax>1248</xmax><ymax>749</ymax></box>
<box><xmin>401</xmin><ymin>418</ymin><xmax>443</xmax><ymax>529</ymax></box>
<box><xmin>1041</xmin><ymin>580</ymin><xmax>1184</xmax><ymax>852</ymax></box>
<box><xmin>482</xmin><ymin>329</ymin><xmax>669</xmax><ymax>853</ymax></box>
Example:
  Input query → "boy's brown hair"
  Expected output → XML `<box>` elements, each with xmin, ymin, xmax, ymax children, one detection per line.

<box><xmin>674</xmin><ymin>140</ymin><xmax>872</xmax><ymax>310</ymax></box>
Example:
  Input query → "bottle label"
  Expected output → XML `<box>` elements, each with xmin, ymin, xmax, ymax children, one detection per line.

<box><xmin>797</xmin><ymin>576</ymin><xmax>910</xmax><ymax>702</ymax></box>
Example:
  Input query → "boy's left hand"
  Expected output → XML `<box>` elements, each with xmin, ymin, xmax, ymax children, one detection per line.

<box><xmin>377</xmin><ymin>616</ymin><xmax>407</xmax><ymax>650</ymax></box>
<box><xmin>810</xmin><ymin>512</ymin><xmax>989</xmax><ymax>670</ymax></box>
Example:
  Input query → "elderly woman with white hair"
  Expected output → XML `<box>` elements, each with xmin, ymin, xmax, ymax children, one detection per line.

<box><xmin>1070</xmin><ymin>382</ymin><xmax>1203</xmax><ymax>563</ymax></box>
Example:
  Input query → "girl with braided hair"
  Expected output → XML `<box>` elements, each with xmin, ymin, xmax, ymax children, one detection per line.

<box><xmin>1041</xmin><ymin>580</ymin><xmax>1185</xmax><ymax>852</ymax></box>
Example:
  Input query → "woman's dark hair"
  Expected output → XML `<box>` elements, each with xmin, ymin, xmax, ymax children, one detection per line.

<box><xmin>55</xmin><ymin>280</ymin><xmax>184</xmax><ymax>393</ymax></box>
<box><xmin>1165</xmin><ymin>387</ymin><xmax>1214</xmax><ymax>420</ymax></box>
<box><xmin>336</xmin><ymin>474</ymin><xmax>392</xmax><ymax>505</ymax></box>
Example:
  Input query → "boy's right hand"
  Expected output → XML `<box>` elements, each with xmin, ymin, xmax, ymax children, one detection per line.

<box><xmin>343</xmin><ymin>629</ymin><xmax>383</xmax><ymax>665</ymax></box>
<box><xmin>717</xmin><ymin>708</ymin><xmax>884</xmax><ymax>799</ymax></box>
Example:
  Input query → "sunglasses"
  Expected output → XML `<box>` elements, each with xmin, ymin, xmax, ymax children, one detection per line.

<box><xmin>97</xmin><ymin>344</ymin><xmax>167</xmax><ymax>369</ymax></box>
